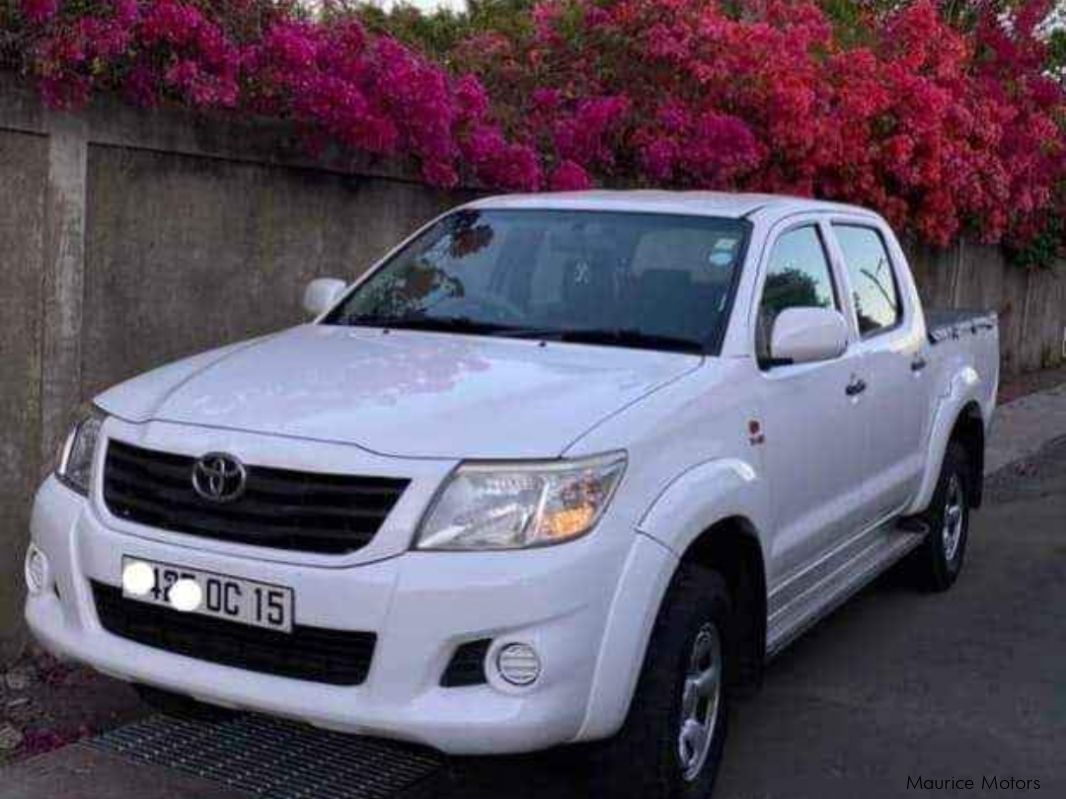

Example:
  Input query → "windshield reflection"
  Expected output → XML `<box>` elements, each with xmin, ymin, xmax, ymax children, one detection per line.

<box><xmin>326</xmin><ymin>209</ymin><xmax>750</xmax><ymax>354</ymax></box>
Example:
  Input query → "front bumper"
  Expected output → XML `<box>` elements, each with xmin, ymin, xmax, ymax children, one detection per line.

<box><xmin>25</xmin><ymin>475</ymin><xmax>632</xmax><ymax>755</ymax></box>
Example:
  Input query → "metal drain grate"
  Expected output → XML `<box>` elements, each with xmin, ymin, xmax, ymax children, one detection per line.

<box><xmin>89</xmin><ymin>714</ymin><xmax>444</xmax><ymax>799</ymax></box>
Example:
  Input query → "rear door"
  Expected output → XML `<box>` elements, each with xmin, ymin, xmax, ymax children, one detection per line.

<box><xmin>752</xmin><ymin>219</ymin><xmax>869</xmax><ymax>593</ymax></box>
<box><xmin>827</xmin><ymin>221</ymin><xmax>930</xmax><ymax>519</ymax></box>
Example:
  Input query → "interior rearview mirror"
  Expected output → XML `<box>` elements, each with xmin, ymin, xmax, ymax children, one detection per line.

<box><xmin>769</xmin><ymin>307</ymin><xmax>848</xmax><ymax>366</ymax></box>
<box><xmin>302</xmin><ymin>278</ymin><xmax>347</xmax><ymax>318</ymax></box>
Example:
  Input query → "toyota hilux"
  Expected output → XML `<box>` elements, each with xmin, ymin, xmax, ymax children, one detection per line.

<box><xmin>25</xmin><ymin>192</ymin><xmax>999</xmax><ymax>798</ymax></box>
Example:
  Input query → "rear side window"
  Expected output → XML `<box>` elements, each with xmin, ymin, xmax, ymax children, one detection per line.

<box><xmin>757</xmin><ymin>226</ymin><xmax>837</xmax><ymax>361</ymax></box>
<box><xmin>834</xmin><ymin>225</ymin><xmax>901</xmax><ymax>336</ymax></box>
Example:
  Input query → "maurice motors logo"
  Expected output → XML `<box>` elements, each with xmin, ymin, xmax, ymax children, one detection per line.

<box><xmin>907</xmin><ymin>776</ymin><xmax>1041</xmax><ymax>791</ymax></box>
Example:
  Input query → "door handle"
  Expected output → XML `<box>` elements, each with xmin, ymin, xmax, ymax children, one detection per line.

<box><xmin>845</xmin><ymin>377</ymin><xmax>867</xmax><ymax>397</ymax></box>
<box><xmin>911</xmin><ymin>356</ymin><xmax>927</xmax><ymax>372</ymax></box>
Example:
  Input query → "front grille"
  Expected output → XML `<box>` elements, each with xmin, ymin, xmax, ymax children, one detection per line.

<box><xmin>92</xmin><ymin>582</ymin><xmax>376</xmax><ymax>686</ymax></box>
<box><xmin>103</xmin><ymin>440</ymin><xmax>408</xmax><ymax>555</ymax></box>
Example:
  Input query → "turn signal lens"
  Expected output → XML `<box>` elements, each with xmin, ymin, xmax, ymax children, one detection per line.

<box><xmin>25</xmin><ymin>544</ymin><xmax>49</xmax><ymax>595</ymax></box>
<box><xmin>540</xmin><ymin>506</ymin><xmax>597</xmax><ymax>541</ymax></box>
<box><xmin>56</xmin><ymin>406</ymin><xmax>106</xmax><ymax>496</ymax></box>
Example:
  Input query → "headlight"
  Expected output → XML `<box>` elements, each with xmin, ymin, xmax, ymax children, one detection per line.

<box><xmin>416</xmin><ymin>452</ymin><xmax>626</xmax><ymax>551</ymax></box>
<box><xmin>56</xmin><ymin>406</ymin><xmax>106</xmax><ymax>496</ymax></box>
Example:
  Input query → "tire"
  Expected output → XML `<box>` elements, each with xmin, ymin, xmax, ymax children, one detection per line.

<box><xmin>912</xmin><ymin>441</ymin><xmax>972</xmax><ymax>592</ymax></box>
<box><xmin>134</xmin><ymin>684</ymin><xmax>236</xmax><ymax>722</ymax></box>
<box><xmin>588</xmin><ymin>563</ymin><xmax>732</xmax><ymax>799</ymax></box>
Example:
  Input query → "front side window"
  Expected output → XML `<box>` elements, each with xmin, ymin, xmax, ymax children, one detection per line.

<box><xmin>834</xmin><ymin>225</ymin><xmax>901</xmax><ymax>336</ymax></box>
<box><xmin>756</xmin><ymin>225</ymin><xmax>838</xmax><ymax>362</ymax></box>
<box><xmin>326</xmin><ymin>209</ymin><xmax>751</xmax><ymax>354</ymax></box>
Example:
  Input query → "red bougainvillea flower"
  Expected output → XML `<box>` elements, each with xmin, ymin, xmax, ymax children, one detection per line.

<box><xmin>447</xmin><ymin>0</ymin><xmax>1065</xmax><ymax>251</ymax></box>
<box><xmin>10</xmin><ymin>0</ymin><xmax>1066</xmax><ymax>253</ymax></box>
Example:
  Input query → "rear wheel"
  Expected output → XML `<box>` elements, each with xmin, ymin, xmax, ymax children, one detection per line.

<box><xmin>588</xmin><ymin>564</ymin><xmax>732</xmax><ymax>799</ymax></box>
<box><xmin>912</xmin><ymin>441</ymin><xmax>972</xmax><ymax>592</ymax></box>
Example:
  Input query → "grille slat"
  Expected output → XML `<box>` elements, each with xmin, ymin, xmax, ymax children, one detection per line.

<box><xmin>102</xmin><ymin>493</ymin><xmax>361</xmax><ymax>547</ymax></box>
<box><xmin>107</xmin><ymin>447</ymin><xmax>193</xmax><ymax>481</ymax></box>
<box><xmin>103</xmin><ymin>440</ymin><xmax>408</xmax><ymax>555</ymax></box>
<box><xmin>106</xmin><ymin>478</ymin><xmax>388</xmax><ymax>526</ymax></box>
<box><xmin>110</xmin><ymin>446</ymin><xmax>402</xmax><ymax>502</ymax></box>
<box><xmin>92</xmin><ymin>582</ymin><xmax>376</xmax><ymax>685</ymax></box>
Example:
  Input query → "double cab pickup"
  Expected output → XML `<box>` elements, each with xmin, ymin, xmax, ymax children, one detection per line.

<box><xmin>26</xmin><ymin>192</ymin><xmax>999</xmax><ymax>798</ymax></box>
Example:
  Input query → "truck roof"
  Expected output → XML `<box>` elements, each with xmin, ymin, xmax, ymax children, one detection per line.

<box><xmin>464</xmin><ymin>190</ymin><xmax>880</xmax><ymax>222</ymax></box>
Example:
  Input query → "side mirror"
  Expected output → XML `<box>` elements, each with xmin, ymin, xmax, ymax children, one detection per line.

<box><xmin>769</xmin><ymin>307</ymin><xmax>848</xmax><ymax>365</ymax></box>
<box><xmin>302</xmin><ymin>278</ymin><xmax>347</xmax><ymax>318</ymax></box>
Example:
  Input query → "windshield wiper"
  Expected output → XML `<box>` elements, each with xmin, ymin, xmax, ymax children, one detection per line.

<box><xmin>343</xmin><ymin>317</ymin><xmax>704</xmax><ymax>353</ymax></box>
<box><xmin>502</xmin><ymin>327</ymin><xmax>705</xmax><ymax>354</ymax></box>
<box><xmin>343</xmin><ymin>314</ymin><xmax>512</xmax><ymax>335</ymax></box>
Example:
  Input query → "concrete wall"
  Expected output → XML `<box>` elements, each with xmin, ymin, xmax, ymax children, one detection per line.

<box><xmin>81</xmin><ymin>145</ymin><xmax>461</xmax><ymax>396</ymax></box>
<box><xmin>0</xmin><ymin>75</ymin><xmax>468</xmax><ymax>662</ymax></box>
<box><xmin>1</xmin><ymin>75</ymin><xmax>1064</xmax><ymax>661</ymax></box>
<box><xmin>0</xmin><ymin>129</ymin><xmax>47</xmax><ymax>665</ymax></box>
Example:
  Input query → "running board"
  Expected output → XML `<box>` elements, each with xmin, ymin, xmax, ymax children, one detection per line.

<box><xmin>766</xmin><ymin>526</ymin><xmax>925</xmax><ymax>658</ymax></box>
<box><xmin>897</xmin><ymin>516</ymin><xmax>932</xmax><ymax>536</ymax></box>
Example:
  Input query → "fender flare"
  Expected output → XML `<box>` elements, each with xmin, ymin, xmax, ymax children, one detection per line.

<box><xmin>635</xmin><ymin>457</ymin><xmax>770</xmax><ymax>557</ymax></box>
<box><xmin>906</xmin><ymin>365</ymin><xmax>988</xmax><ymax>516</ymax></box>
<box><xmin>575</xmin><ymin>458</ymin><xmax>769</xmax><ymax>742</ymax></box>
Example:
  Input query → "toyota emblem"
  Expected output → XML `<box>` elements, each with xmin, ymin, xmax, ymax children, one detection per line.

<box><xmin>191</xmin><ymin>453</ymin><xmax>247</xmax><ymax>503</ymax></box>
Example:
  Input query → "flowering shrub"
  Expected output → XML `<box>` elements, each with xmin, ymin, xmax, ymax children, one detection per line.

<box><xmin>10</xmin><ymin>0</ymin><xmax>542</xmax><ymax>189</ymax></box>
<box><xmin>5</xmin><ymin>0</ymin><xmax>1065</xmax><ymax>254</ymax></box>
<box><xmin>449</xmin><ymin>0</ymin><xmax>1066</xmax><ymax>250</ymax></box>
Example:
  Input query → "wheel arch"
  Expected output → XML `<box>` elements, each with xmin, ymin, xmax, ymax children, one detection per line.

<box><xmin>907</xmin><ymin>367</ymin><xmax>990</xmax><ymax>515</ymax></box>
<box><xmin>577</xmin><ymin>505</ymin><xmax>769</xmax><ymax>744</ymax></box>
<box><xmin>678</xmin><ymin>516</ymin><xmax>767</xmax><ymax>697</ymax></box>
<box><xmin>948</xmin><ymin>402</ymin><xmax>985</xmax><ymax>508</ymax></box>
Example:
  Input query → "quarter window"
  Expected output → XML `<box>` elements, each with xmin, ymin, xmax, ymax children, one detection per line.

<box><xmin>834</xmin><ymin>225</ymin><xmax>901</xmax><ymax>336</ymax></box>
<box><xmin>757</xmin><ymin>226</ymin><xmax>838</xmax><ymax>362</ymax></box>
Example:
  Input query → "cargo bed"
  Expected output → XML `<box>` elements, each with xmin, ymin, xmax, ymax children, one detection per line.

<box><xmin>926</xmin><ymin>309</ymin><xmax>998</xmax><ymax>345</ymax></box>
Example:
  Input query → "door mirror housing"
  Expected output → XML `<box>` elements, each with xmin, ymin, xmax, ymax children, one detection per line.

<box><xmin>769</xmin><ymin>307</ymin><xmax>848</xmax><ymax>366</ymax></box>
<box><xmin>302</xmin><ymin>278</ymin><xmax>347</xmax><ymax>318</ymax></box>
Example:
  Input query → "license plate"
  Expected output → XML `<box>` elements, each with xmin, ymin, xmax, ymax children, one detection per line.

<box><xmin>121</xmin><ymin>556</ymin><xmax>294</xmax><ymax>633</ymax></box>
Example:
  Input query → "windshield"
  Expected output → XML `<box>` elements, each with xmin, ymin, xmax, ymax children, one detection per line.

<box><xmin>324</xmin><ymin>209</ymin><xmax>750</xmax><ymax>354</ymax></box>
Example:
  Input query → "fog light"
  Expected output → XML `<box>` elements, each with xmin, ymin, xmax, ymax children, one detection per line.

<box><xmin>25</xmin><ymin>545</ymin><xmax>49</xmax><ymax>595</ymax></box>
<box><xmin>496</xmin><ymin>643</ymin><xmax>541</xmax><ymax>686</ymax></box>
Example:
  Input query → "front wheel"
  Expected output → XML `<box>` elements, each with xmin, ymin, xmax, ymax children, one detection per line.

<box><xmin>911</xmin><ymin>441</ymin><xmax>972</xmax><ymax>592</ymax></box>
<box><xmin>588</xmin><ymin>564</ymin><xmax>732</xmax><ymax>799</ymax></box>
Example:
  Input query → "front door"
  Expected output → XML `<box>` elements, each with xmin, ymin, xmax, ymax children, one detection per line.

<box><xmin>752</xmin><ymin>222</ymin><xmax>869</xmax><ymax>603</ymax></box>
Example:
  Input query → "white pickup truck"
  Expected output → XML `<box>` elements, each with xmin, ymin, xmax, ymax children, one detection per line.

<box><xmin>26</xmin><ymin>192</ymin><xmax>999</xmax><ymax>798</ymax></box>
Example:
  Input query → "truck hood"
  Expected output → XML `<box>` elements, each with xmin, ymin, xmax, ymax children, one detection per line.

<box><xmin>96</xmin><ymin>325</ymin><xmax>701</xmax><ymax>459</ymax></box>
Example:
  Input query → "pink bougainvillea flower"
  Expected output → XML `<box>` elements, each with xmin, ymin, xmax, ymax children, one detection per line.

<box><xmin>549</xmin><ymin>160</ymin><xmax>593</xmax><ymax>191</ymax></box>
<box><xmin>10</xmin><ymin>0</ymin><xmax>1065</xmax><ymax>253</ymax></box>
<box><xmin>20</xmin><ymin>0</ymin><xmax>61</xmax><ymax>24</ymax></box>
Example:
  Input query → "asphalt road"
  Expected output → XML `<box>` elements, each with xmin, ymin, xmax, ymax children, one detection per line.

<box><xmin>3</xmin><ymin>440</ymin><xmax>1063</xmax><ymax>799</ymax></box>
<box><xmin>442</xmin><ymin>439</ymin><xmax>1066</xmax><ymax>798</ymax></box>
